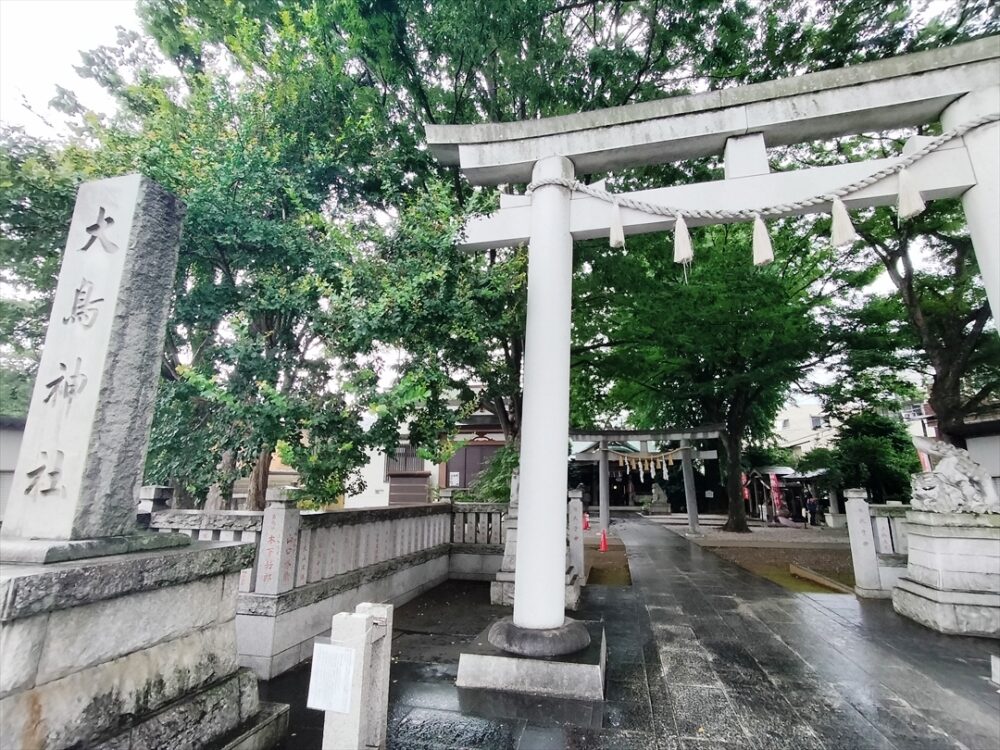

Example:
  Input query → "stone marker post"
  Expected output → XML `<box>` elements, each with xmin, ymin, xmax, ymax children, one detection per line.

<box><xmin>310</xmin><ymin>603</ymin><xmax>394</xmax><ymax>750</ymax></box>
<box><xmin>844</xmin><ymin>489</ymin><xmax>883</xmax><ymax>597</ymax></box>
<box><xmin>257</xmin><ymin>487</ymin><xmax>302</xmax><ymax>595</ymax></box>
<box><xmin>568</xmin><ymin>492</ymin><xmax>585</xmax><ymax>583</ymax></box>
<box><xmin>1</xmin><ymin>175</ymin><xmax>185</xmax><ymax>560</ymax></box>
<box><xmin>0</xmin><ymin>175</ymin><xmax>291</xmax><ymax>748</ymax></box>
<box><xmin>598</xmin><ymin>439</ymin><xmax>610</xmax><ymax>532</ymax></box>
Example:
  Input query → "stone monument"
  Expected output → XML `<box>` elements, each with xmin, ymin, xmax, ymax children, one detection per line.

<box><xmin>0</xmin><ymin>175</ymin><xmax>287</xmax><ymax>749</ymax></box>
<box><xmin>892</xmin><ymin>438</ymin><xmax>1000</xmax><ymax>637</ymax></box>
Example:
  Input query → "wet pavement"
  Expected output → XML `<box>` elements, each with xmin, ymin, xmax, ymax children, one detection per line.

<box><xmin>261</xmin><ymin>515</ymin><xmax>1000</xmax><ymax>749</ymax></box>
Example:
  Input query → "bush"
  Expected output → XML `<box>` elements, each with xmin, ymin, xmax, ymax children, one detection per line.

<box><xmin>834</xmin><ymin>412</ymin><xmax>920</xmax><ymax>503</ymax></box>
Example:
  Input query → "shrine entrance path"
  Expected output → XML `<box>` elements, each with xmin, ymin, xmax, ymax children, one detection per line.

<box><xmin>262</xmin><ymin>514</ymin><xmax>999</xmax><ymax>749</ymax></box>
<box><xmin>618</xmin><ymin>515</ymin><xmax>1000</xmax><ymax>750</ymax></box>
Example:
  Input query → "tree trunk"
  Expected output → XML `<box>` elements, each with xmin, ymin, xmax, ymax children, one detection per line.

<box><xmin>246</xmin><ymin>446</ymin><xmax>272</xmax><ymax>511</ymax></box>
<box><xmin>720</xmin><ymin>433</ymin><xmax>750</xmax><ymax>533</ymax></box>
<box><xmin>927</xmin><ymin>374</ymin><xmax>968</xmax><ymax>447</ymax></box>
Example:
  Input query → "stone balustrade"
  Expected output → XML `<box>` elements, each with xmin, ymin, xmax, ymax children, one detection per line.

<box><xmin>845</xmin><ymin>489</ymin><xmax>910</xmax><ymax>598</ymax></box>
<box><xmin>449</xmin><ymin>502</ymin><xmax>507</xmax><ymax>547</ymax></box>
<box><xmin>147</xmin><ymin>497</ymin><xmax>507</xmax><ymax>678</ymax></box>
<box><xmin>448</xmin><ymin>502</ymin><xmax>507</xmax><ymax>581</ymax></box>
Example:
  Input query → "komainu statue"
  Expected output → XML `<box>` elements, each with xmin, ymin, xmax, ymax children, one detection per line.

<box><xmin>910</xmin><ymin>437</ymin><xmax>999</xmax><ymax>514</ymax></box>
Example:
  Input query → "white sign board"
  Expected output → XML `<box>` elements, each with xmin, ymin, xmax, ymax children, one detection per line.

<box><xmin>307</xmin><ymin>640</ymin><xmax>355</xmax><ymax>713</ymax></box>
<box><xmin>449</xmin><ymin>471</ymin><xmax>461</xmax><ymax>487</ymax></box>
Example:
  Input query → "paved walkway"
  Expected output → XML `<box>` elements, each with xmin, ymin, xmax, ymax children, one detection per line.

<box><xmin>262</xmin><ymin>515</ymin><xmax>999</xmax><ymax>749</ymax></box>
<box><xmin>619</xmin><ymin>516</ymin><xmax>999</xmax><ymax>749</ymax></box>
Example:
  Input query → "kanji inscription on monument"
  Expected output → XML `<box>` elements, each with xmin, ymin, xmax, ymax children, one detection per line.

<box><xmin>1</xmin><ymin>175</ymin><xmax>185</xmax><ymax>543</ymax></box>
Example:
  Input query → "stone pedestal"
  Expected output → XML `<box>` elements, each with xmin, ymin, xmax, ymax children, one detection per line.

<box><xmin>0</xmin><ymin>542</ymin><xmax>289</xmax><ymax>749</ymax></box>
<box><xmin>456</xmin><ymin>621</ymin><xmax>605</xmax><ymax>701</ymax></box>
<box><xmin>892</xmin><ymin>511</ymin><xmax>1000</xmax><ymax>637</ymax></box>
<box><xmin>824</xmin><ymin>512</ymin><xmax>846</xmax><ymax>529</ymax></box>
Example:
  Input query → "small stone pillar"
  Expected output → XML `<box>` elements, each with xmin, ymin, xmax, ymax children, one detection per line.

<box><xmin>136</xmin><ymin>485</ymin><xmax>173</xmax><ymax>530</ymax></box>
<box><xmin>598</xmin><ymin>439</ymin><xmax>610</xmax><ymax>533</ymax></box>
<box><xmin>844</xmin><ymin>489</ymin><xmax>883</xmax><ymax>597</ymax></box>
<box><xmin>313</xmin><ymin>603</ymin><xmax>394</xmax><ymax>750</ymax></box>
<box><xmin>681</xmin><ymin>442</ymin><xmax>700</xmax><ymax>535</ymax></box>
<box><xmin>568</xmin><ymin>492</ymin><xmax>585</xmax><ymax>584</ymax></box>
<box><xmin>137</xmin><ymin>485</ymin><xmax>173</xmax><ymax>514</ymax></box>
<box><xmin>256</xmin><ymin>487</ymin><xmax>301</xmax><ymax>595</ymax></box>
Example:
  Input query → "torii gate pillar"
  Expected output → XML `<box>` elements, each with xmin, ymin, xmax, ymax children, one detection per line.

<box><xmin>488</xmin><ymin>155</ymin><xmax>591</xmax><ymax>655</ymax></box>
<box><xmin>942</xmin><ymin>87</ymin><xmax>1000</xmax><ymax>322</ymax></box>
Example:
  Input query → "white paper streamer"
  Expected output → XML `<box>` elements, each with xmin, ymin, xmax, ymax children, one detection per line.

<box><xmin>673</xmin><ymin>214</ymin><xmax>693</xmax><ymax>265</ymax></box>
<box><xmin>752</xmin><ymin>214</ymin><xmax>774</xmax><ymax>266</ymax></box>
<box><xmin>830</xmin><ymin>197</ymin><xmax>857</xmax><ymax>247</ymax></box>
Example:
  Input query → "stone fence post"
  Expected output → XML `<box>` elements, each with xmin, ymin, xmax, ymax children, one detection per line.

<box><xmin>137</xmin><ymin>485</ymin><xmax>173</xmax><ymax>514</ymax></box>
<box><xmin>568</xmin><ymin>491</ymin><xmax>584</xmax><ymax>584</ymax></box>
<box><xmin>311</xmin><ymin>603</ymin><xmax>394</xmax><ymax>750</ymax></box>
<box><xmin>845</xmin><ymin>488</ymin><xmax>883</xmax><ymax>597</ymax></box>
<box><xmin>256</xmin><ymin>487</ymin><xmax>301</xmax><ymax>595</ymax></box>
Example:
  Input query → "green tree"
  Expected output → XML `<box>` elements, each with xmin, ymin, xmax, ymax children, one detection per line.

<box><xmin>572</xmin><ymin>223</ymin><xmax>834</xmax><ymax>531</ymax></box>
<box><xmin>837</xmin><ymin>199</ymin><xmax>998</xmax><ymax>441</ymax></box>
<box><xmin>55</xmin><ymin>27</ymin><xmax>390</xmax><ymax>508</ymax></box>
<box><xmin>11</xmin><ymin>0</ymin><xmax>995</xmax><ymax>510</ymax></box>
<box><xmin>0</xmin><ymin>128</ymin><xmax>95</xmax><ymax>417</ymax></box>
<box><xmin>797</xmin><ymin>446</ymin><xmax>844</xmax><ymax>497</ymax></box>
<box><xmin>833</xmin><ymin>412</ymin><xmax>920</xmax><ymax>503</ymax></box>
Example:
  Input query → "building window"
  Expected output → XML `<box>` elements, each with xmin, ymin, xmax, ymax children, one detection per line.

<box><xmin>781</xmin><ymin>419</ymin><xmax>791</xmax><ymax>429</ymax></box>
<box><xmin>385</xmin><ymin>445</ymin><xmax>422</xmax><ymax>479</ymax></box>
<box><xmin>810</xmin><ymin>415</ymin><xmax>826</xmax><ymax>430</ymax></box>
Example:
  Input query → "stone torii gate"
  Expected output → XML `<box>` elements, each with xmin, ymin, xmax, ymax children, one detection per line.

<box><xmin>570</xmin><ymin>427</ymin><xmax>723</xmax><ymax>535</ymax></box>
<box><xmin>426</xmin><ymin>38</ymin><xmax>999</xmax><ymax>667</ymax></box>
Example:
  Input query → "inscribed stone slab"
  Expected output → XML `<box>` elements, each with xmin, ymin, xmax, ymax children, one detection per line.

<box><xmin>2</xmin><ymin>175</ymin><xmax>184</xmax><ymax>541</ymax></box>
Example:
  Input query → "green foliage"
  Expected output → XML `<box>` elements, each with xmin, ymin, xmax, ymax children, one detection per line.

<box><xmin>0</xmin><ymin>128</ymin><xmax>95</xmax><ymax>417</ymax></box>
<box><xmin>743</xmin><ymin>445</ymin><xmax>798</xmax><ymax>470</ymax></box>
<box><xmin>5</xmin><ymin>0</ymin><xmax>995</xmax><ymax>511</ymax></box>
<box><xmin>348</xmin><ymin>181</ymin><xmax>527</xmax><ymax>452</ymax></box>
<box><xmin>821</xmin><ymin>197</ymin><xmax>998</xmax><ymax>436</ymax></box>
<box><xmin>572</xmin><ymin>221</ymin><xmax>835</xmax><ymax>530</ymax></box>
<box><xmin>833</xmin><ymin>412</ymin><xmax>921</xmax><ymax>503</ymax></box>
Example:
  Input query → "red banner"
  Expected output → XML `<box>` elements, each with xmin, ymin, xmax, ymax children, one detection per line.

<box><xmin>769</xmin><ymin>473</ymin><xmax>783</xmax><ymax>510</ymax></box>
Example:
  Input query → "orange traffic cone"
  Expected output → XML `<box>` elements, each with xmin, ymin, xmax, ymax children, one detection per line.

<box><xmin>599</xmin><ymin>529</ymin><xmax>608</xmax><ymax>553</ymax></box>
<box><xmin>583</xmin><ymin>513</ymin><xmax>590</xmax><ymax>531</ymax></box>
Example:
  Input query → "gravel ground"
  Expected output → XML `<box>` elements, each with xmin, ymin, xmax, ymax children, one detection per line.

<box><xmin>708</xmin><ymin>546</ymin><xmax>856</xmax><ymax>592</ymax></box>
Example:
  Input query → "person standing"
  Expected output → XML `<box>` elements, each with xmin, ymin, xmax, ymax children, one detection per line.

<box><xmin>805</xmin><ymin>491</ymin><xmax>819</xmax><ymax>527</ymax></box>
